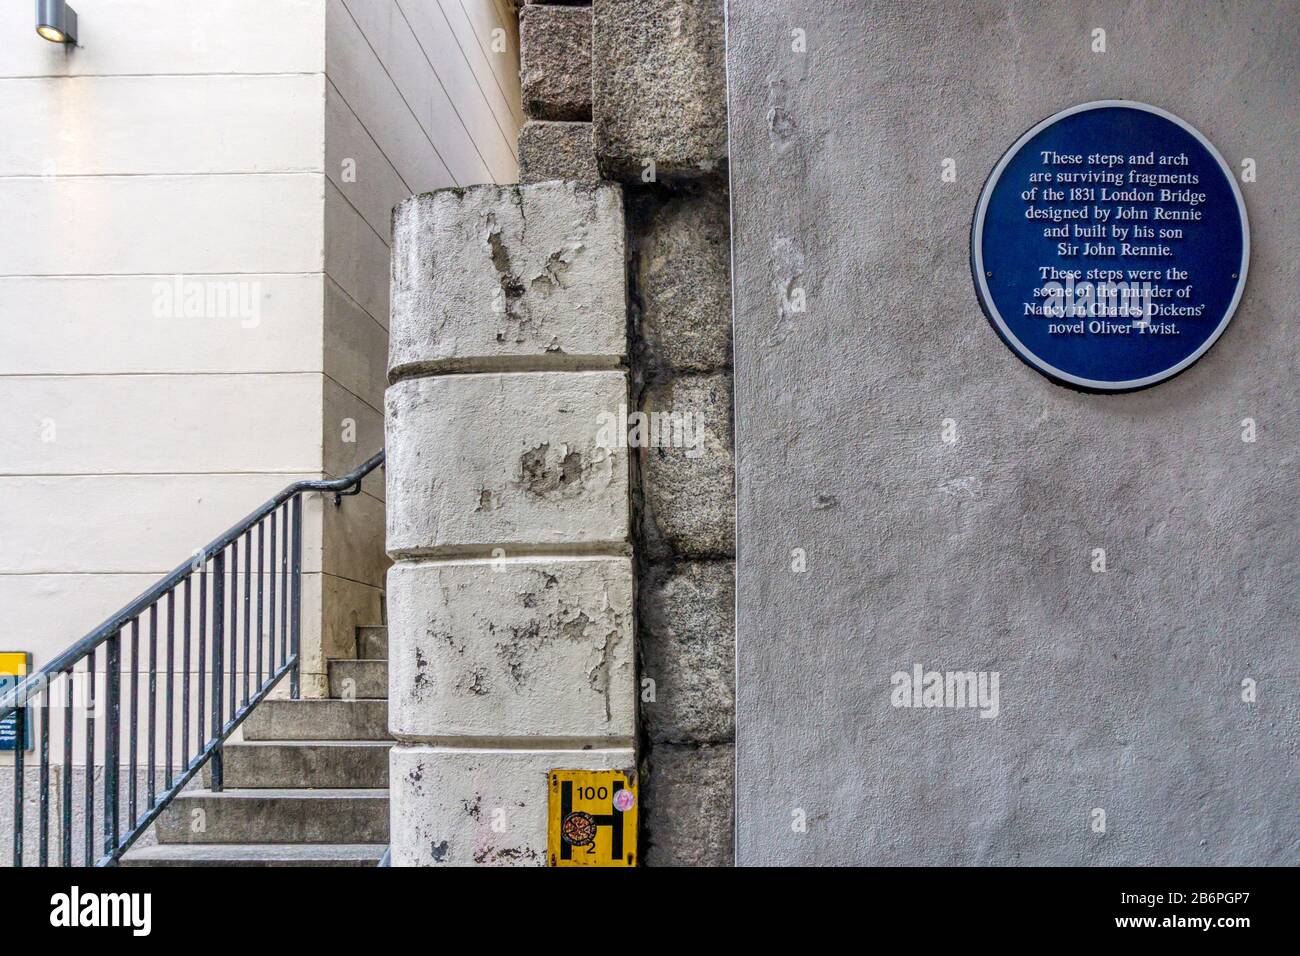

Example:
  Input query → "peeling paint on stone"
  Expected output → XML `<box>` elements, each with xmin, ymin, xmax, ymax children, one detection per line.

<box><xmin>389</xmin><ymin>182</ymin><xmax>626</xmax><ymax>377</ymax></box>
<box><xmin>388</xmin><ymin>559</ymin><xmax>635</xmax><ymax>740</ymax></box>
<box><xmin>385</xmin><ymin>372</ymin><xmax>630</xmax><ymax>553</ymax></box>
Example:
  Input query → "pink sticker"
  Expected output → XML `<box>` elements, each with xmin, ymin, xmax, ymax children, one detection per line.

<box><xmin>613</xmin><ymin>789</ymin><xmax>635</xmax><ymax>813</ymax></box>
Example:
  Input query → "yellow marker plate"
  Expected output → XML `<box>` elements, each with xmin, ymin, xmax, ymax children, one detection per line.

<box><xmin>547</xmin><ymin>768</ymin><xmax>637</xmax><ymax>867</ymax></box>
<box><xmin>0</xmin><ymin>651</ymin><xmax>31</xmax><ymax>752</ymax></box>
<box><xmin>0</xmin><ymin>653</ymin><xmax>27</xmax><ymax>679</ymax></box>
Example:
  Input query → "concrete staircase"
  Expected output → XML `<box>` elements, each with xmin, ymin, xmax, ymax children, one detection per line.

<box><xmin>123</xmin><ymin>626</ymin><xmax>390</xmax><ymax>867</ymax></box>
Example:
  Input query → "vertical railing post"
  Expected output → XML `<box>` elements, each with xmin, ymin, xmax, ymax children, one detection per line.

<box><xmin>197</xmin><ymin>570</ymin><xmax>206</xmax><ymax>765</ymax></box>
<box><xmin>84</xmin><ymin>650</ymin><xmax>95</xmax><ymax>867</ymax></box>
<box><xmin>242</xmin><ymin>531</ymin><xmax>252</xmax><ymax>706</ymax></box>
<box><xmin>165</xmin><ymin>591</ymin><xmax>175</xmax><ymax>793</ymax></box>
<box><xmin>12</xmin><ymin>684</ymin><xmax>25</xmax><ymax>868</ymax></box>
<box><xmin>228</xmin><ymin>541</ymin><xmax>238</xmax><ymax>723</ymax></box>
<box><xmin>183</xmin><ymin>577</ymin><xmax>192</xmax><ymax>771</ymax></box>
<box><xmin>211</xmin><ymin>550</ymin><xmax>225</xmax><ymax>792</ymax></box>
<box><xmin>61</xmin><ymin>671</ymin><xmax>72</xmax><ymax>867</ymax></box>
<box><xmin>127</xmin><ymin>622</ymin><xmax>137</xmax><ymax>832</ymax></box>
<box><xmin>269</xmin><ymin>512</ymin><xmax>278</xmax><ymax>676</ymax></box>
<box><xmin>38</xmin><ymin>690</ymin><xmax>49</xmax><ymax>867</ymax></box>
<box><xmin>256</xmin><ymin>522</ymin><xmax>265</xmax><ymax>689</ymax></box>
<box><xmin>290</xmin><ymin>493</ymin><xmax>302</xmax><ymax>700</ymax></box>
<box><xmin>104</xmin><ymin>631</ymin><xmax>121</xmax><ymax>858</ymax></box>
<box><xmin>147</xmin><ymin>605</ymin><xmax>157</xmax><ymax>811</ymax></box>
<box><xmin>279</xmin><ymin>505</ymin><xmax>289</xmax><ymax>672</ymax></box>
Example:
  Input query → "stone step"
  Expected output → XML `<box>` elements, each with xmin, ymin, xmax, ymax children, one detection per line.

<box><xmin>211</xmin><ymin>740</ymin><xmax>390</xmax><ymax>789</ymax></box>
<box><xmin>242</xmin><ymin>698</ymin><xmax>388</xmax><ymax>741</ymax></box>
<box><xmin>155</xmin><ymin>789</ymin><xmax>389</xmax><ymax>845</ymax></box>
<box><xmin>357</xmin><ymin>625</ymin><xmax>388</xmax><ymax>659</ymax></box>
<box><xmin>121</xmin><ymin>843</ymin><xmax>386</xmax><ymax>867</ymax></box>
<box><xmin>329</xmin><ymin>659</ymin><xmax>388</xmax><ymax>700</ymax></box>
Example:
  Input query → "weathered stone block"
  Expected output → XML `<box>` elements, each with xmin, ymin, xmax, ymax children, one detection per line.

<box><xmin>389</xmin><ymin>182</ymin><xmax>625</xmax><ymax>377</ymax></box>
<box><xmin>518</xmin><ymin>120</ymin><xmax>600</xmax><ymax>184</ymax></box>
<box><xmin>643</xmin><ymin>742</ymin><xmax>733</xmax><ymax>866</ymax></box>
<box><xmin>388</xmin><ymin>556</ymin><xmax>635</xmax><ymax>740</ymax></box>
<box><xmin>634</xmin><ymin>187</ymin><xmax>732</xmax><ymax>372</ymax></box>
<box><xmin>386</xmin><ymin>371</ymin><xmax>629</xmax><ymax>554</ymax></box>
<box><xmin>520</xmin><ymin>5</ymin><xmax>592</xmax><ymax>121</ymax></box>
<box><xmin>639</xmin><ymin>372</ymin><xmax>734</xmax><ymax>558</ymax></box>
<box><xmin>390</xmin><ymin>746</ymin><xmax>636</xmax><ymax>866</ymax></box>
<box><xmin>640</xmin><ymin>560</ymin><xmax>734</xmax><ymax>742</ymax></box>
<box><xmin>592</xmin><ymin>0</ymin><xmax>727</xmax><ymax>181</ymax></box>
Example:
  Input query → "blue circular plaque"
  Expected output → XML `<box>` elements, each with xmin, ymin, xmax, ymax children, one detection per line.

<box><xmin>972</xmin><ymin>101</ymin><xmax>1249</xmax><ymax>391</ymax></box>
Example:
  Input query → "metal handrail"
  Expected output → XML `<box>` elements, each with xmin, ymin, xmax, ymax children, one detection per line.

<box><xmin>0</xmin><ymin>450</ymin><xmax>384</xmax><ymax>717</ymax></box>
<box><xmin>2</xmin><ymin>450</ymin><xmax>384</xmax><ymax>866</ymax></box>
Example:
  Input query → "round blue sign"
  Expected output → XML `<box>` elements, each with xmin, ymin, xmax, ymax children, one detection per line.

<box><xmin>972</xmin><ymin>101</ymin><xmax>1249</xmax><ymax>391</ymax></box>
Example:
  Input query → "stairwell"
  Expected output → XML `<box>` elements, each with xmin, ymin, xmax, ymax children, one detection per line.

<box><xmin>121</xmin><ymin>625</ymin><xmax>390</xmax><ymax>867</ymax></box>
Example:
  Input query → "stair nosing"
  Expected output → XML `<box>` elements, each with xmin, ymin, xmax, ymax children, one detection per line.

<box><xmin>173</xmin><ymin>788</ymin><xmax>389</xmax><ymax>799</ymax></box>
<box><xmin>225</xmin><ymin>739</ymin><xmax>391</xmax><ymax>747</ymax></box>
<box><xmin>124</xmin><ymin>844</ymin><xmax>387</xmax><ymax>859</ymax></box>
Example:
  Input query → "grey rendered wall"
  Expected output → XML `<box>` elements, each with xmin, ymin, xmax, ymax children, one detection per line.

<box><xmin>522</xmin><ymin>0</ymin><xmax>736</xmax><ymax>864</ymax></box>
<box><xmin>728</xmin><ymin>0</ymin><xmax>1298</xmax><ymax>864</ymax></box>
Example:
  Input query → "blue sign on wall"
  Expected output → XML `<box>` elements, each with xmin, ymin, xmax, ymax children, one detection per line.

<box><xmin>0</xmin><ymin>651</ymin><xmax>32</xmax><ymax>753</ymax></box>
<box><xmin>972</xmin><ymin>101</ymin><xmax>1249</xmax><ymax>392</ymax></box>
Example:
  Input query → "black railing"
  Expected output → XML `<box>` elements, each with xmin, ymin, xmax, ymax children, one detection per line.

<box><xmin>1</xmin><ymin>451</ymin><xmax>385</xmax><ymax>867</ymax></box>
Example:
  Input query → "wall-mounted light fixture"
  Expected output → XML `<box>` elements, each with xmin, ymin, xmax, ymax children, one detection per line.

<box><xmin>36</xmin><ymin>0</ymin><xmax>77</xmax><ymax>44</ymax></box>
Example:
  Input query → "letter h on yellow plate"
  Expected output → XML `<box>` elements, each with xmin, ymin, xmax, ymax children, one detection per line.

<box><xmin>547</xmin><ymin>768</ymin><xmax>637</xmax><ymax>867</ymax></box>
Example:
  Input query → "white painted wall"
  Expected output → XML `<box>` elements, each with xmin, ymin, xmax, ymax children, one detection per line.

<box><xmin>316</xmin><ymin>0</ymin><xmax>521</xmax><ymax>680</ymax></box>
<box><xmin>0</xmin><ymin>0</ymin><xmax>520</xmax><ymax>719</ymax></box>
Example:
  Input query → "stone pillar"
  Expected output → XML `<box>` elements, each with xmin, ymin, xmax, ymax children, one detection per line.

<box><xmin>592</xmin><ymin>0</ymin><xmax>727</xmax><ymax>182</ymax></box>
<box><xmin>385</xmin><ymin>181</ymin><xmax>635</xmax><ymax>865</ymax></box>
<box><xmin>518</xmin><ymin>1</ymin><xmax>599</xmax><ymax>185</ymax></box>
<box><xmin>630</xmin><ymin>189</ymin><xmax>735</xmax><ymax>866</ymax></box>
<box><xmin>509</xmin><ymin>0</ymin><xmax>734</xmax><ymax>866</ymax></box>
<box><xmin>588</xmin><ymin>0</ymin><xmax>735</xmax><ymax>865</ymax></box>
